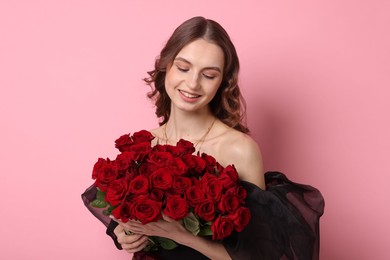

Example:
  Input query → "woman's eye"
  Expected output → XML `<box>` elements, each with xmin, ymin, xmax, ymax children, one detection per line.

<box><xmin>203</xmin><ymin>74</ymin><xmax>216</xmax><ymax>80</ymax></box>
<box><xmin>177</xmin><ymin>66</ymin><xmax>189</xmax><ymax>72</ymax></box>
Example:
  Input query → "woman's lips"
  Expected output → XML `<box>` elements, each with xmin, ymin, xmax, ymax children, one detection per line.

<box><xmin>179</xmin><ymin>90</ymin><xmax>201</xmax><ymax>101</ymax></box>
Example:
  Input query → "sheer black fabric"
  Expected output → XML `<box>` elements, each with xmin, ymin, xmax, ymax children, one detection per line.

<box><xmin>81</xmin><ymin>171</ymin><xmax>324</xmax><ymax>260</ymax></box>
<box><xmin>222</xmin><ymin>172</ymin><xmax>324</xmax><ymax>260</ymax></box>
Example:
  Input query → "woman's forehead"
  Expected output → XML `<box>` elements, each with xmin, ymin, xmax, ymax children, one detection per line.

<box><xmin>175</xmin><ymin>39</ymin><xmax>224</xmax><ymax>70</ymax></box>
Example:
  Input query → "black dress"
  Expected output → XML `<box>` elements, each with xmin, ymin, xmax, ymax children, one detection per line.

<box><xmin>81</xmin><ymin>172</ymin><xmax>324</xmax><ymax>260</ymax></box>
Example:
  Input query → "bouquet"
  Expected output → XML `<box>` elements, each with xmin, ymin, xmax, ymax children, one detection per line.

<box><xmin>90</xmin><ymin>130</ymin><xmax>251</xmax><ymax>252</ymax></box>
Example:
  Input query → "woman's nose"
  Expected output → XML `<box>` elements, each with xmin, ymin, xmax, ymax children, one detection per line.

<box><xmin>186</xmin><ymin>72</ymin><xmax>200</xmax><ymax>89</ymax></box>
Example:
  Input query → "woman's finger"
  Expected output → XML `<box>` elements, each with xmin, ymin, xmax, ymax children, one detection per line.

<box><xmin>161</xmin><ymin>213</ymin><xmax>173</xmax><ymax>222</ymax></box>
<box><xmin>117</xmin><ymin>233</ymin><xmax>143</xmax><ymax>244</ymax></box>
<box><xmin>122</xmin><ymin>236</ymin><xmax>149</xmax><ymax>253</ymax></box>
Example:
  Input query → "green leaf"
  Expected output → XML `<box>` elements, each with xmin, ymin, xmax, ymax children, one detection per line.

<box><xmin>102</xmin><ymin>204</ymin><xmax>116</xmax><ymax>215</ymax></box>
<box><xmin>143</xmin><ymin>237</ymin><xmax>159</xmax><ymax>252</ymax></box>
<box><xmin>198</xmin><ymin>225</ymin><xmax>213</xmax><ymax>236</ymax></box>
<box><xmin>91</xmin><ymin>199</ymin><xmax>107</xmax><ymax>208</ymax></box>
<box><xmin>96</xmin><ymin>189</ymin><xmax>106</xmax><ymax>200</ymax></box>
<box><xmin>157</xmin><ymin>237</ymin><xmax>178</xmax><ymax>250</ymax></box>
<box><xmin>183</xmin><ymin>212</ymin><xmax>200</xmax><ymax>236</ymax></box>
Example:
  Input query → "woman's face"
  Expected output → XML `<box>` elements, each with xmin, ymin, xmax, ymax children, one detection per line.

<box><xmin>165</xmin><ymin>38</ymin><xmax>224</xmax><ymax>114</ymax></box>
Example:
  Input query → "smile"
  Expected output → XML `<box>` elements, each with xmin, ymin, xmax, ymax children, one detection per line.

<box><xmin>179</xmin><ymin>90</ymin><xmax>201</xmax><ymax>99</ymax></box>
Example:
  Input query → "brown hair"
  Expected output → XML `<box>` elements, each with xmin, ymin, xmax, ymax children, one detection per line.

<box><xmin>144</xmin><ymin>16</ymin><xmax>249</xmax><ymax>133</ymax></box>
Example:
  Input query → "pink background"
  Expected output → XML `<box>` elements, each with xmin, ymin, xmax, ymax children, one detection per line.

<box><xmin>1</xmin><ymin>1</ymin><xmax>389</xmax><ymax>259</ymax></box>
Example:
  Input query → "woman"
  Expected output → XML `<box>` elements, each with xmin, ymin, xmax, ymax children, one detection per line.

<box><xmin>82</xmin><ymin>16</ymin><xmax>324</xmax><ymax>260</ymax></box>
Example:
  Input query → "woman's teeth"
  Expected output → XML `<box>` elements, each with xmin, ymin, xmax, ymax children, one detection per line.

<box><xmin>180</xmin><ymin>90</ymin><xmax>200</xmax><ymax>98</ymax></box>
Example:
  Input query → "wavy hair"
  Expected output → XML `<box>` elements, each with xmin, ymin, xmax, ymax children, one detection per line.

<box><xmin>144</xmin><ymin>16</ymin><xmax>249</xmax><ymax>133</ymax></box>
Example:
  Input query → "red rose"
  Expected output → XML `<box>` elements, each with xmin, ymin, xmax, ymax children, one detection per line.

<box><xmin>219</xmin><ymin>165</ymin><xmax>239</xmax><ymax>189</ymax></box>
<box><xmin>129</xmin><ymin>142</ymin><xmax>152</xmax><ymax>161</ymax></box>
<box><xmin>126</xmin><ymin>166</ymin><xmax>139</xmax><ymax>180</ymax></box>
<box><xmin>130</xmin><ymin>195</ymin><xmax>162</xmax><ymax>224</ymax></box>
<box><xmin>181</xmin><ymin>154</ymin><xmax>195</xmax><ymax>168</ymax></box>
<box><xmin>148</xmin><ymin>151</ymin><xmax>174</xmax><ymax>166</ymax></box>
<box><xmin>176</xmin><ymin>139</ymin><xmax>195</xmax><ymax>155</ymax></box>
<box><xmin>167</xmin><ymin>157</ymin><xmax>188</xmax><ymax>176</ymax></box>
<box><xmin>115</xmin><ymin>151</ymin><xmax>137</xmax><ymax>171</ymax></box>
<box><xmin>151</xmin><ymin>144</ymin><xmax>166</xmax><ymax>152</ymax></box>
<box><xmin>215</xmin><ymin>163</ymin><xmax>224</xmax><ymax>175</ymax></box>
<box><xmin>164</xmin><ymin>195</ymin><xmax>188</xmax><ymax>220</ymax></box>
<box><xmin>138</xmin><ymin>162</ymin><xmax>158</xmax><ymax>177</ymax></box>
<box><xmin>195</xmin><ymin>199</ymin><xmax>215</xmax><ymax>222</ymax></box>
<box><xmin>94</xmin><ymin>161</ymin><xmax>118</xmax><ymax>192</ymax></box>
<box><xmin>173</xmin><ymin>176</ymin><xmax>192</xmax><ymax>195</ymax></box>
<box><xmin>191</xmin><ymin>155</ymin><xmax>206</xmax><ymax>174</ymax></box>
<box><xmin>200</xmin><ymin>173</ymin><xmax>223</xmax><ymax>202</ymax></box>
<box><xmin>105</xmin><ymin>177</ymin><xmax>129</xmax><ymax>206</ymax></box>
<box><xmin>92</xmin><ymin>158</ymin><xmax>108</xmax><ymax>179</ymax></box>
<box><xmin>186</xmin><ymin>186</ymin><xmax>205</xmax><ymax>207</ymax></box>
<box><xmin>112</xmin><ymin>201</ymin><xmax>132</xmax><ymax>222</ymax></box>
<box><xmin>229</xmin><ymin>207</ymin><xmax>251</xmax><ymax>232</ymax></box>
<box><xmin>201</xmin><ymin>154</ymin><xmax>222</xmax><ymax>173</ymax></box>
<box><xmin>128</xmin><ymin>175</ymin><xmax>150</xmax><ymax>195</ymax></box>
<box><xmin>115</xmin><ymin>134</ymin><xmax>133</xmax><ymax>152</ymax></box>
<box><xmin>201</xmin><ymin>153</ymin><xmax>217</xmax><ymax>167</ymax></box>
<box><xmin>149</xmin><ymin>188</ymin><xmax>165</xmax><ymax>202</ymax></box>
<box><xmin>165</xmin><ymin>144</ymin><xmax>182</xmax><ymax>157</ymax></box>
<box><xmin>211</xmin><ymin>215</ymin><xmax>234</xmax><ymax>240</ymax></box>
<box><xmin>132</xmin><ymin>130</ymin><xmax>154</xmax><ymax>144</ymax></box>
<box><xmin>217</xmin><ymin>188</ymin><xmax>240</xmax><ymax>214</ymax></box>
<box><xmin>233</xmin><ymin>185</ymin><xmax>247</xmax><ymax>202</ymax></box>
<box><xmin>150</xmin><ymin>168</ymin><xmax>173</xmax><ymax>190</ymax></box>
<box><xmin>190</xmin><ymin>177</ymin><xmax>200</xmax><ymax>186</ymax></box>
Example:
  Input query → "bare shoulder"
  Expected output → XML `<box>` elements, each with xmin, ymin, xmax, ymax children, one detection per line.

<box><xmin>218</xmin><ymin>127</ymin><xmax>265</xmax><ymax>189</ymax></box>
<box><xmin>225</xmin><ymin>130</ymin><xmax>260</xmax><ymax>157</ymax></box>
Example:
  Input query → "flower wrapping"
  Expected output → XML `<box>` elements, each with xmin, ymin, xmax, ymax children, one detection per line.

<box><xmin>90</xmin><ymin>130</ymin><xmax>251</xmax><ymax>252</ymax></box>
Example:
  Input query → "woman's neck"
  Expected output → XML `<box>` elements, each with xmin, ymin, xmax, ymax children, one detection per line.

<box><xmin>164</xmin><ymin>107</ymin><xmax>216</xmax><ymax>144</ymax></box>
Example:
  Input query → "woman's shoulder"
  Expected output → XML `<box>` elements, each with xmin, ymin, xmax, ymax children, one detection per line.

<box><xmin>216</xmin><ymin>123</ymin><xmax>260</xmax><ymax>159</ymax></box>
<box><xmin>212</xmin><ymin>122</ymin><xmax>265</xmax><ymax>188</ymax></box>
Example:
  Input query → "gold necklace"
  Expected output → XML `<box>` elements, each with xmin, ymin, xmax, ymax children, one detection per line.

<box><xmin>163</xmin><ymin>118</ymin><xmax>216</xmax><ymax>151</ymax></box>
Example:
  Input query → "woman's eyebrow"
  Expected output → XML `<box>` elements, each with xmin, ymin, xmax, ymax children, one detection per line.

<box><xmin>174</xmin><ymin>57</ymin><xmax>222</xmax><ymax>73</ymax></box>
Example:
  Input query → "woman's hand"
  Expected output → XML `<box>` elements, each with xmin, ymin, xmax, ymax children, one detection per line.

<box><xmin>113</xmin><ymin>220</ymin><xmax>150</xmax><ymax>254</ymax></box>
<box><xmin>117</xmin><ymin>214</ymin><xmax>189</xmax><ymax>243</ymax></box>
<box><xmin>114</xmin><ymin>215</ymin><xmax>231</xmax><ymax>260</ymax></box>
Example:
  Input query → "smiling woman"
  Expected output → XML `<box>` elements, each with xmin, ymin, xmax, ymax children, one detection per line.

<box><xmin>144</xmin><ymin>17</ymin><xmax>246</xmax><ymax>134</ymax></box>
<box><xmin>82</xmin><ymin>16</ymin><xmax>324</xmax><ymax>260</ymax></box>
